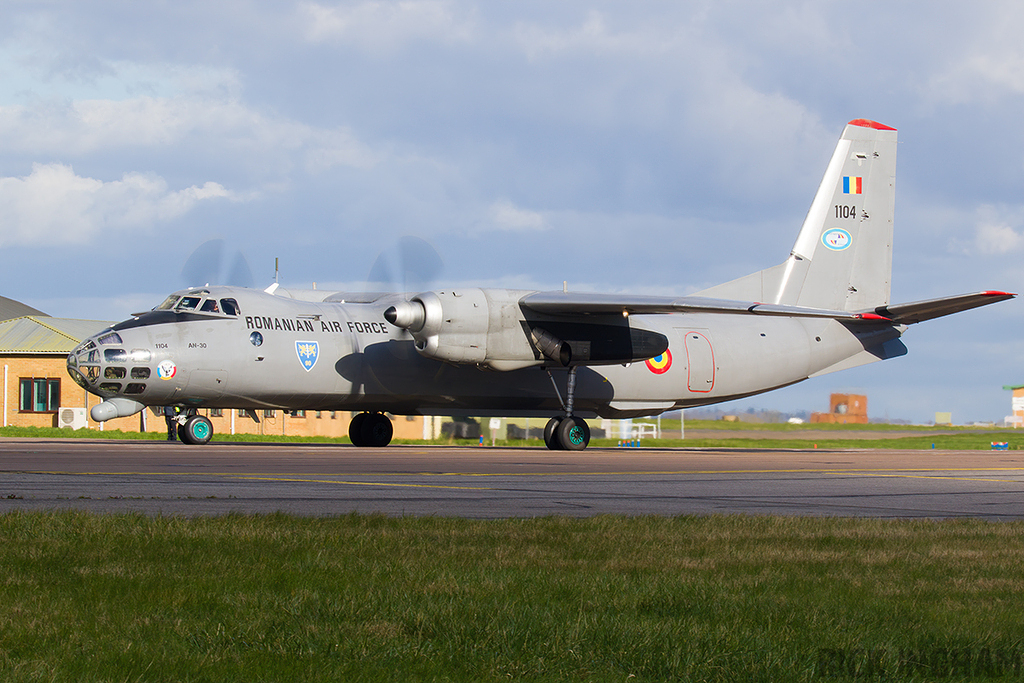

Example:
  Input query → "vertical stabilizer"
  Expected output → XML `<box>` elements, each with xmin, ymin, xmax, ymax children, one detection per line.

<box><xmin>697</xmin><ymin>120</ymin><xmax>897</xmax><ymax>311</ymax></box>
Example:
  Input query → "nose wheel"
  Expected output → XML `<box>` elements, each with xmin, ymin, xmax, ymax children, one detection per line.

<box><xmin>177</xmin><ymin>413</ymin><xmax>213</xmax><ymax>445</ymax></box>
<box><xmin>543</xmin><ymin>367</ymin><xmax>591</xmax><ymax>451</ymax></box>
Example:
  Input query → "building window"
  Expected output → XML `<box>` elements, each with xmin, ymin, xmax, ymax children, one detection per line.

<box><xmin>263</xmin><ymin>409</ymin><xmax>276</xmax><ymax>419</ymax></box>
<box><xmin>289</xmin><ymin>410</ymin><xmax>306</xmax><ymax>418</ymax></box>
<box><xmin>209</xmin><ymin>408</ymin><xmax>224</xmax><ymax>418</ymax></box>
<box><xmin>330</xmin><ymin>411</ymin><xmax>337</xmax><ymax>420</ymax></box>
<box><xmin>315</xmin><ymin>411</ymin><xmax>322</xmax><ymax>419</ymax></box>
<box><xmin>19</xmin><ymin>378</ymin><xmax>60</xmax><ymax>413</ymax></box>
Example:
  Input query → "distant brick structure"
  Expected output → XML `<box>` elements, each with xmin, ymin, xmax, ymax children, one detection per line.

<box><xmin>811</xmin><ymin>393</ymin><xmax>868</xmax><ymax>424</ymax></box>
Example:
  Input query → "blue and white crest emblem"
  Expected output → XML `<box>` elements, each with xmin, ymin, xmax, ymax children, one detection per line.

<box><xmin>295</xmin><ymin>341</ymin><xmax>319</xmax><ymax>371</ymax></box>
<box><xmin>822</xmin><ymin>228</ymin><xmax>852</xmax><ymax>251</ymax></box>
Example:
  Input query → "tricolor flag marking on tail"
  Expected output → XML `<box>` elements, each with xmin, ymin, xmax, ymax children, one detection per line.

<box><xmin>843</xmin><ymin>176</ymin><xmax>862</xmax><ymax>194</ymax></box>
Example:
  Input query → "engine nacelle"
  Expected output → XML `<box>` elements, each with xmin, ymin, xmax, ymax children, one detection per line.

<box><xmin>386</xmin><ymin>289</ymin><xmax>535</xmax><ymax>368</ymax></box>
<box><xmin>385</xmin><ymin>288</ymin><xmax>670</xmax><ymax>371</ymax></box>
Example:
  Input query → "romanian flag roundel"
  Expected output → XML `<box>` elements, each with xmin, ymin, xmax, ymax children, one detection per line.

<box><xmin>646</xmin><ymin>349</ymin><xmax>672</xmax><ymax>374</ymax></box>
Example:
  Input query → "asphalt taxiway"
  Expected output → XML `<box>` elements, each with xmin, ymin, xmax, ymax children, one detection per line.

<box><xmin>2</xmin><ymin>438</ymin><xmax>1024</xmax><ymax>519</ymax></box>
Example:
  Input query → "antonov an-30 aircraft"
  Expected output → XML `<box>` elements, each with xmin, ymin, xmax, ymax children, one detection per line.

<box><xmin>68</xmin><ymin>119</ymin><xmax>1013</xmax><ymax>450</ymax></box>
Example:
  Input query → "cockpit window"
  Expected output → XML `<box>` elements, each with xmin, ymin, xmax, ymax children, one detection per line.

<box><xmin>175</xmin><ymin>296</ymin><xmax>201</xmax><ymax>311</ymax></box>
<box><xmin>200</xmin><ymin>299</ymin><xmax>220</xmax><ymax>313</ymax></box>
<box><xmin>155</xmin><ymin>295</ymin><xmax>179</xmax><ymax>310</ymax></box>
<box><xmin>221</xmin><ymin>298</ymin><xmax>240</xmax><ymax>316</ymax></box>
<box><xmin>98</xmin><ymin>332</ymin><xmax>123</xmax><ymax>345</ymax></box>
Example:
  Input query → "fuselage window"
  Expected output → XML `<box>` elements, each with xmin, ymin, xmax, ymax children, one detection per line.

<box><xmin>129</xmin><ymin>349</ymin><xmax>152</xmax><ymax>363</ymax></box>
<box><xmin>221</xmin><ymin>298</ymin><xmax>240</xmax><ymax>316</ymax></box>
<box><xmin>176</xmin><ymin>297</ymin><xmax>201</xmax><ymax>311</ymax></box>
<box><xmin>104</xmin><ymin>349</ymin><xmax>128</xmax><ymax>363</ymax></box>
<box><xmin>155</xmin><ymin>295</ymin><xmax>179</xmax><ymax>310</ymax></box>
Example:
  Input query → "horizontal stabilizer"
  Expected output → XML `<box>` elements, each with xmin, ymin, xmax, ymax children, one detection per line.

<box><xmin>866</xmin><ymin>291</ymin><xmax>1015</xmax><ymax>325</ymax></box>
<box><xmin>520</xmin><ymin>292</ymin><xmax>892</xmax><ymax>323</ymax></box>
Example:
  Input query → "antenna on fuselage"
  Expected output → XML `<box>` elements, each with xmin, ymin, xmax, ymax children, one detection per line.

<box><xmin>275</xmin><ymin>257</ymin><xmax>279</xmax><ymax>284</ymax></box>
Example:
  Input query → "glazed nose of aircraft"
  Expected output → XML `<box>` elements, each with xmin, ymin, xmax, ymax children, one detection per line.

<box><xmin>66</xmin><ymin>328</ymin><xmax>154</xmax><ymax>421</ymax></box>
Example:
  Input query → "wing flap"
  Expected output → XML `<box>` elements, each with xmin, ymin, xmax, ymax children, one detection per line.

<box><xmin>520</xmin><ymin>292</ymin><xmax>891</xmax><ymax>323</ymax></box>
<box><xmin>867</xmin><ymin>291</ymin><xmax>1015</xmax><ymax>325</ymax></box>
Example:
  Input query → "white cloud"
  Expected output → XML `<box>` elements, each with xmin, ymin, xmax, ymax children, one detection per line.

<box><xmin>974</xmin><ymin>220</ymin><xmax>1024</xmax><ymax>255</ymax></box>
<box><xmin>488</xmin><ymin>199</ymin><xmax>546</xmax><ymax>232</ymax></box>
<box><xmin>512</xmin><ymin>11</ymin><xmax>674</xmax><ymax>61</ymax></box>
<box><xmin>919</xmin><ymin>3</ymin><xmax>1024</xmax><ymax>104</ymax></box>
<box><xmin>0</xmin><ymin>94</ymin><xmax>381</xmax><ymax>178</ymax></box>
<box><xmin>301</xmin><ymin>0</ymin><xmax>475</xmax><ymax>51</ymax></box>
<box><xmin>0</xmin><ymin>163</ymin><xmax>236</xmax><ymax>247</ymax></box>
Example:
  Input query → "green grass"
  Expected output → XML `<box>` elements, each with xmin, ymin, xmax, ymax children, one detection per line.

<box><xmin>2</xmin><ymin>512</ymin><xmax>1024</xmax><ymax>681</ymax></box>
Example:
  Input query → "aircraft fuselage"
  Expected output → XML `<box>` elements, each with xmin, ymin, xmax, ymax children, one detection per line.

<box><xmin>68</xmin><ymin>285</ymin><xmax>902</xmax><ymax>420</ymax></box>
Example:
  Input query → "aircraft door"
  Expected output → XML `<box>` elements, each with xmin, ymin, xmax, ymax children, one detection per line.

<box><xmin>679</xmin><ymin>329</ymin><xmax>715</xmax><ymax>393</ymax></box>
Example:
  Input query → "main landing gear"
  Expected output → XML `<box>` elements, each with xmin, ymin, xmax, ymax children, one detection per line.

<box><xmin>349</xmin><ymin>411</ymin><xmax>394</xmax><ymax>447</ymax></box>
<box><xmin>543</xmin><ymin>367</ymin><xmax>591</xmax><ymax>451</ymax></box>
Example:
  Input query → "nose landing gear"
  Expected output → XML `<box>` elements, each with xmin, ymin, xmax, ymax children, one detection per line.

<box><xmin>175</xmin><ymin>410</ymin><xmax>213</xmax><ymax>445</ymax></box>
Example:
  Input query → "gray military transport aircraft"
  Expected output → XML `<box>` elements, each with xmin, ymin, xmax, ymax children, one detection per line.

<box><xmin>67</xmin><ymin>119</ymin><xmax>1013</xmax><ymax>450</ymax></box>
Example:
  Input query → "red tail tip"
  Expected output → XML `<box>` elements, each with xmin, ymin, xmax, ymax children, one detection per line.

<box><xmin>848</xmin><ymin>119</ymin><xmax>897</xmax><ymax>131</ymax></box>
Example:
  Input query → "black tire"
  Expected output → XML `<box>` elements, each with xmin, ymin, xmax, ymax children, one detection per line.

<box><xmin>348</xmin><ymin>412</ymin><xmax>368</xmax><ymax>446</ymax></box>
<box><xmin>556</xmin><ymin>416</ymin><xmax>590</xmax><ymax>451</ymax></box>
<box><xmin>544</xmin><ymin>417</ymin><xmax>564</xmax><ymax>450</ymax></box>
<box><xmin>361</xmin><ymin>412</ymin><xmax>394</xmax><ymax>448</ymax></box>
<box><xmin>182</xmin><ymin>415</ymin><xmax>213</xmax><ymax>445</ymax></box>
<box><xmin>177</xmin><ymin>423</ymin><xmax>188</xmax><ymax>443</ymax></box>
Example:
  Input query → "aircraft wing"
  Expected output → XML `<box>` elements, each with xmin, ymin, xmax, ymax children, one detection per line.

<box><xmin>519</xmin><ymin>292</ymin><xmax>893</xmax><ymax>322</ymax></box>
<box><xmin>865</xmin><ymin>291</ymin><xmax>1015</xmax><ymax>325</ymax></box>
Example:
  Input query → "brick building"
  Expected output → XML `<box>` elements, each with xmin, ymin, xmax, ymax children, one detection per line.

<box><xmin>810</xmin><ymin>393</ymin><xmax>868</xmax><ymax>424</ymax></box>
<box><xmin>1004</xmin><ymin>384</ymin><xmax>1024</xmax><ymax>428</ymax></box>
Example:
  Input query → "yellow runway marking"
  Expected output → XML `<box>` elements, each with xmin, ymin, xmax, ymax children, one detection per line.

<box><xmin>233</xmin><ymin>475</ymin><xmax>493</xmax><ymax>491</ymax></box>
<box><xmin>16</xmin><ymin>466</ymin><xmax>1024</xmax><ymax>492</ymax></box>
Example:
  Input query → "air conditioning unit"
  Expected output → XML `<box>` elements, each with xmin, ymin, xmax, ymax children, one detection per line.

<box><xmin>59</xmin><ymin>407</ymin><xmax>88</xmax><ymax>430</ymax></box>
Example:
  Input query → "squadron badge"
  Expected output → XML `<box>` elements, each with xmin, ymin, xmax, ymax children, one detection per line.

<box><xmin>156</xmin><ymin>360</ymin><xmax>177</xmax><ymax>380</ymax></box>
<box><xmin>296</xmin><ymin>341</ymin><xmax>319</xmax><ymax>372</ymax></box>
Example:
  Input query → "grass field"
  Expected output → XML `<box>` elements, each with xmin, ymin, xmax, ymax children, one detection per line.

<box><xmin>3</xmin><ymin>512</ymin><xmax>1024</xmax><ymax>681</ymax></box>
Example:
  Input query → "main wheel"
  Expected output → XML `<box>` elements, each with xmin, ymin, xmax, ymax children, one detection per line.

<box><xmin>544</xmin><ymin>417</ymin><xmax>564</xmax><ymax>450</ymax></box>
<box><xmin>181</xmin><ymin>415</ymin><xmax>213</xmax><ymax>445</ymax></box>
<box><xmin>360</xmin><ymin>412</ymin><xmax>394</xmax><ymax>448</ymax></box>
<box><xmin>348</xmin><ymin>412</ymin><xmax>369</xmax><ymax>446</ymax></box>
<box><xmin>556</xmin><ymin>416</ymin><xmax>590</xmax><ymax>451</ymax></box>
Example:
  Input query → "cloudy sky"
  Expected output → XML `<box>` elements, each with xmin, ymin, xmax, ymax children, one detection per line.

<box><xmin>1</xmin><ymin>1</ymin><xmax>1022</xmax><ymax>423</ymax></box>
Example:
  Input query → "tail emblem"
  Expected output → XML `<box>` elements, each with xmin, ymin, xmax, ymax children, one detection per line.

<box><xmin>822</xmin><ymin>228</ymin><xmax>852</xmax><ymax>251</ymax></box>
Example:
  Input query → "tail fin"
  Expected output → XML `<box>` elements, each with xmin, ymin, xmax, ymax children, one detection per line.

<box><xmin>698</xmin><ymin>119</ymin><xmax>897</xmax><ymax>311</ymax></box>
